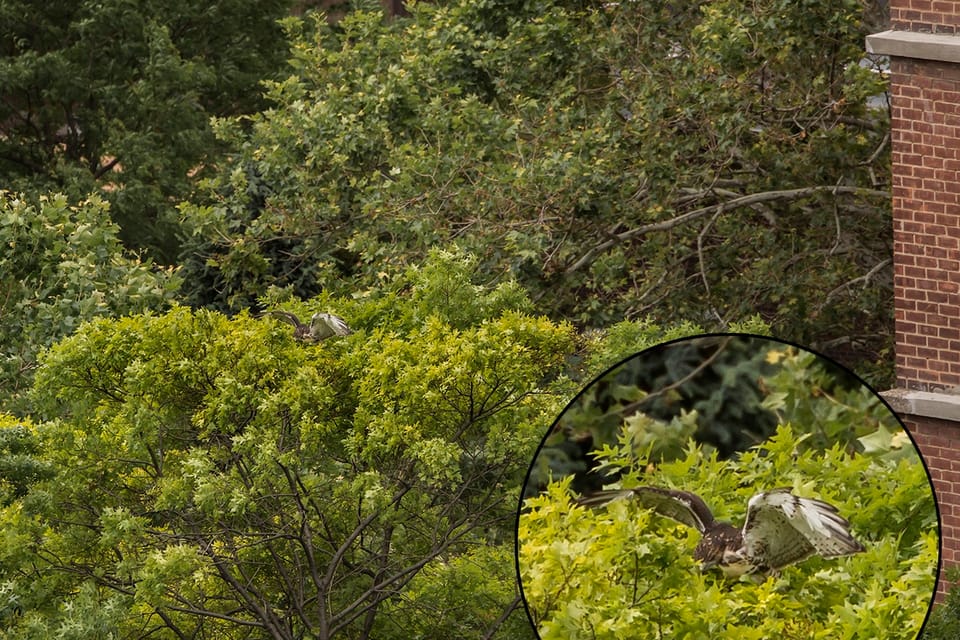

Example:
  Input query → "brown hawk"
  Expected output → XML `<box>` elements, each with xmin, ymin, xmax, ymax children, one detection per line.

<box><xmin>261</xmin><ymin>311</ymin><xmax>353</xmax><ymax>343</ymax></box>
<box><xmin>578</xmin><ymin>486</ymin><xmax>864</xmax><ymax>577</ymax></box>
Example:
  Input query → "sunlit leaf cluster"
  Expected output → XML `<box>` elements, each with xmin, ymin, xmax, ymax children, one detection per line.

<box><xmin>520</xmin><ymin>423</ymin><xmax>937</xmax><ymax>639</ymax></box>
<box><xmin>0</xmin><ymin>193</ymin><xmax>179</xmax><ymax>413</ymax></box>
<box><xmin>0</xmin><ymin>251</ymin><xmax>587</xmax><ymax>639</ymax></box>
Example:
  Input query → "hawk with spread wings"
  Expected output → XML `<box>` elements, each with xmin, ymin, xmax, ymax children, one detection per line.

<box><xmin>578</xmin><ymin>486</ymin><xmax>864</xmax><ymax>577</ymax></box>
<box><xmin>261</xmin><ymin>311</ymin><xmax>353</xmax><ymax>343</ymax></box>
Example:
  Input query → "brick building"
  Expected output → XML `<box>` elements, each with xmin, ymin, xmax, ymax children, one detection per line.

<box><xmin>867</xmin><ymin>6</ymin><xmax>960</xmax><ymax>600</ymax></box>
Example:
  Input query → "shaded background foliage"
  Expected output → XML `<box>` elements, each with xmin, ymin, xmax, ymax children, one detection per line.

<box><xmin>559</xmin><ymin>336</ymin><xmax>781</xmax><ymax>458</ymax></box>
<box><xmin>524</xmin><ymin>335</ymin><xmax>906</xmax><ymax>502</ymax></box>
<box><xmin>0</xmin><ymin>0</ymin><xmax>896</xmax><ymax>409</ymax></box>
<box><xmin>0</xmin><ymin>193</ymin><xmax>179</xmax><ymax>414</ymax></box>
<box><xmin>177</xmin><ymin>0</ymin><xmax>892</xmax><ymax>383</ymax></box>
<box><xmin>0</xmin><ymin>0</ymin><xmax>291</xmax><ymax>261</ymax></box>
<box><xmin>925</xmin><ymin>568</ymin><xmax>960</xmax><ymax>640</ymax></box>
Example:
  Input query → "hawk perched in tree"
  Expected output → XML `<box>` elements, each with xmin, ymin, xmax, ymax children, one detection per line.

<box><xmin>578</xmin><ymin>486</ymin><xmax>864</xmax><ymax>577</ymax></box>
<box><xmin>261</xmin><ymin>311</ymin><xmax>353</xmax><ymax>343</ymax></box>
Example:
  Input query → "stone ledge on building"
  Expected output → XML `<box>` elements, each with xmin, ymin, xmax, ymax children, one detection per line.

<box><xmin>867</xmin><ymin>30</ymin><xmax>960</xmax><ymax>64</ymax></box>
<box><xmin>882</xmin><ymin>386</ymin><xmax>960</xmax><ymax>422</ymax></box>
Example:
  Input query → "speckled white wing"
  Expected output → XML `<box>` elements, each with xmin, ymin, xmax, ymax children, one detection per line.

<box><xmin>743</xmin><ymin>488</ymin><xmax>864</xmax><ymax>570</ymax></box>
<box><xmin>310</xmin><ymin>313</ymin><xmax>353</xmax><ymax>339</ymax></box>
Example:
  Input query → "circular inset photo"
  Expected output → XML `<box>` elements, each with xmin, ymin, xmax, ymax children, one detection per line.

<box><xmin>516</xmin><ymin>334</ymin><xmax>939</xmax><ymax>639</ymax></box>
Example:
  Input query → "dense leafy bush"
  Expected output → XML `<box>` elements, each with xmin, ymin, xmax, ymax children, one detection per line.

<box><xmin>0</xmin><ymin>0</ymin><xmax>291</xmax><ymax>259</ymax></box>
<box><xmin>0</xmin><ymin>251</ymin><xmax>597</xmax><ymax>639</ymax></box>
<box><xmin>520</xmin><ymin>421</ymin><xmax>937</xmax><ymax>639</ymax></box>
<box><xmin>0</xmin><ymin>192</ymin><xmax>179</xmax><ymax>413</ymax></box>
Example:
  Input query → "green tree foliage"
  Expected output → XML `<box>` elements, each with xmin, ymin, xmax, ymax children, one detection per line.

<box><xmin>519</xmin><ymin>422</ymin><xmax>937</xmax><ymax>639</ymax></box>
<box><xmin>2</xmin><ymin>252</ymin><xmax>592</xmax><ymax>639</ymax></box>
<box><xmin>526</xmin><ymin>336</ymin><xmax>888</xmax><ymax>499</ymax></box>
<box><xmin>178</xmin><ymin>0</ymin><xmax>891</xmax><ymax>377</ymax></box>
<box><xmin>0</xmin><ymin>0</ymin><xmax>291</xmax><ymax>260</ymax></box>
<box><xmin>920</xmin><ymin>568</ymin><xmax>960</xmax><ymax>639</ymax></box>
<box><xmin>557</xmin><ymin>336</ymin><xmax>784</xmax><ymax>461</ymax></box>
<box><xmin>0</xmin><ymin>192</ymin><xmax>179</xmax><ymax>413</ymax></box>
<box><xmin>0</xmin><ymin>416</ymin><xmax>52</xmax><ymax>508</ymax></box>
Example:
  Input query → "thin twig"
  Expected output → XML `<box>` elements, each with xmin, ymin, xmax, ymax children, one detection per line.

<box><xmin>823</xmin><ymin>258</ymin><xmax>892</xmax><ymax>304</ymax></box>
<box><xmin>565</xmin><ymin>185</ymin><xmax>889</xmax><ymax>274</ymax></box>
<box><xmin>697</xmin><ymin>205</ymin><xmax>726</xmax><ymax>326</ymax></box>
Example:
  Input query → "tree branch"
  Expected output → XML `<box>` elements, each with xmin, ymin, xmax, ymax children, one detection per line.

<box><xmin>823</xmin><ymin>258</ymin><xmax>892</xmax><ymax>305</ymax></box>
<box><xmin>481</xmin><ymin>592</ymin><xmax>524</xmax><ymax>640</ymax></box>
<box><xmin>696</xmin><ymin>205</ymin><xmax>726</xmax><ymax>326</ymax></box>
<box><xmin>565</xmin><ymin>185</ymin><xmax>890</xmax><ymax>274</ymax></box>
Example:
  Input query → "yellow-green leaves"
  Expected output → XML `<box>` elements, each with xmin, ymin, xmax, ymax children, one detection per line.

<box><xmin>12</xmin><ymin>253</ymin><xmax>584</xmax><ymax>638</ymax></box>
<box><xmin>520</xmin><ymin>423</ymin><xmax>937</xmax><ymax>639</ymax></box>
<box><xmin>0</xmin><ymin>193</ymin><xmax>178</xmax><ymax>414</ymax></box>
<box><xmin>521</xmin><ymin>478</ymin><xmax>697</xmax><ymax>639</ymax></box>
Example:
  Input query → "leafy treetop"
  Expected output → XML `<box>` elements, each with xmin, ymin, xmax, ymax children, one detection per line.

<box><xmin>520</xmin><ymin>422</ymin><xmax>937</xmax><ymax>640</ymax></box>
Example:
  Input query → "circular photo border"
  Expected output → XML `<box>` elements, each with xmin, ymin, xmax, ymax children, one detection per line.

<box><xmin>515</xmin><ymin>333</ymin><xmax>940</xmax><ymax>639</ymax></box>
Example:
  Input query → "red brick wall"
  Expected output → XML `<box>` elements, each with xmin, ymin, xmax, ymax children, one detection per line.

<box><xmin>886</xmin><ymin>6</ymin><xmax>960</xmax><ymax>602</ymax></box>
<box><xmin>891</xmin><ymin>2</ymin><xmax>960</xmax><ymax>33</ymax></box>
<box><xmin>905</xmin><ymin>415</ymin><xmax>960</xmax><ymax>599</ymax></box>
<box><xmin>891</xmin><ymin>57</ymin><xmax>960</xmax><ymax>390</ymax></box>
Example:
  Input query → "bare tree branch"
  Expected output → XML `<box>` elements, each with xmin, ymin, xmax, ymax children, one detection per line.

<box><xmin>697</xmin><ymin>205</ymin><xmax>726</xmax><ymax>326</ymax></box>
<box><xmin>565</xmin><ymin>185</ymin><xmax>890</xmax><ymax>274</ymax></box>
<box><xmin>481</xmin><ymin>592</ymin><xmax>524</xmax><ymax>640</ymax></box>
<box><xmin>824</xmin><ymin>258</ymin><xmax>892</xmax><ymax>305</ymax></box>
